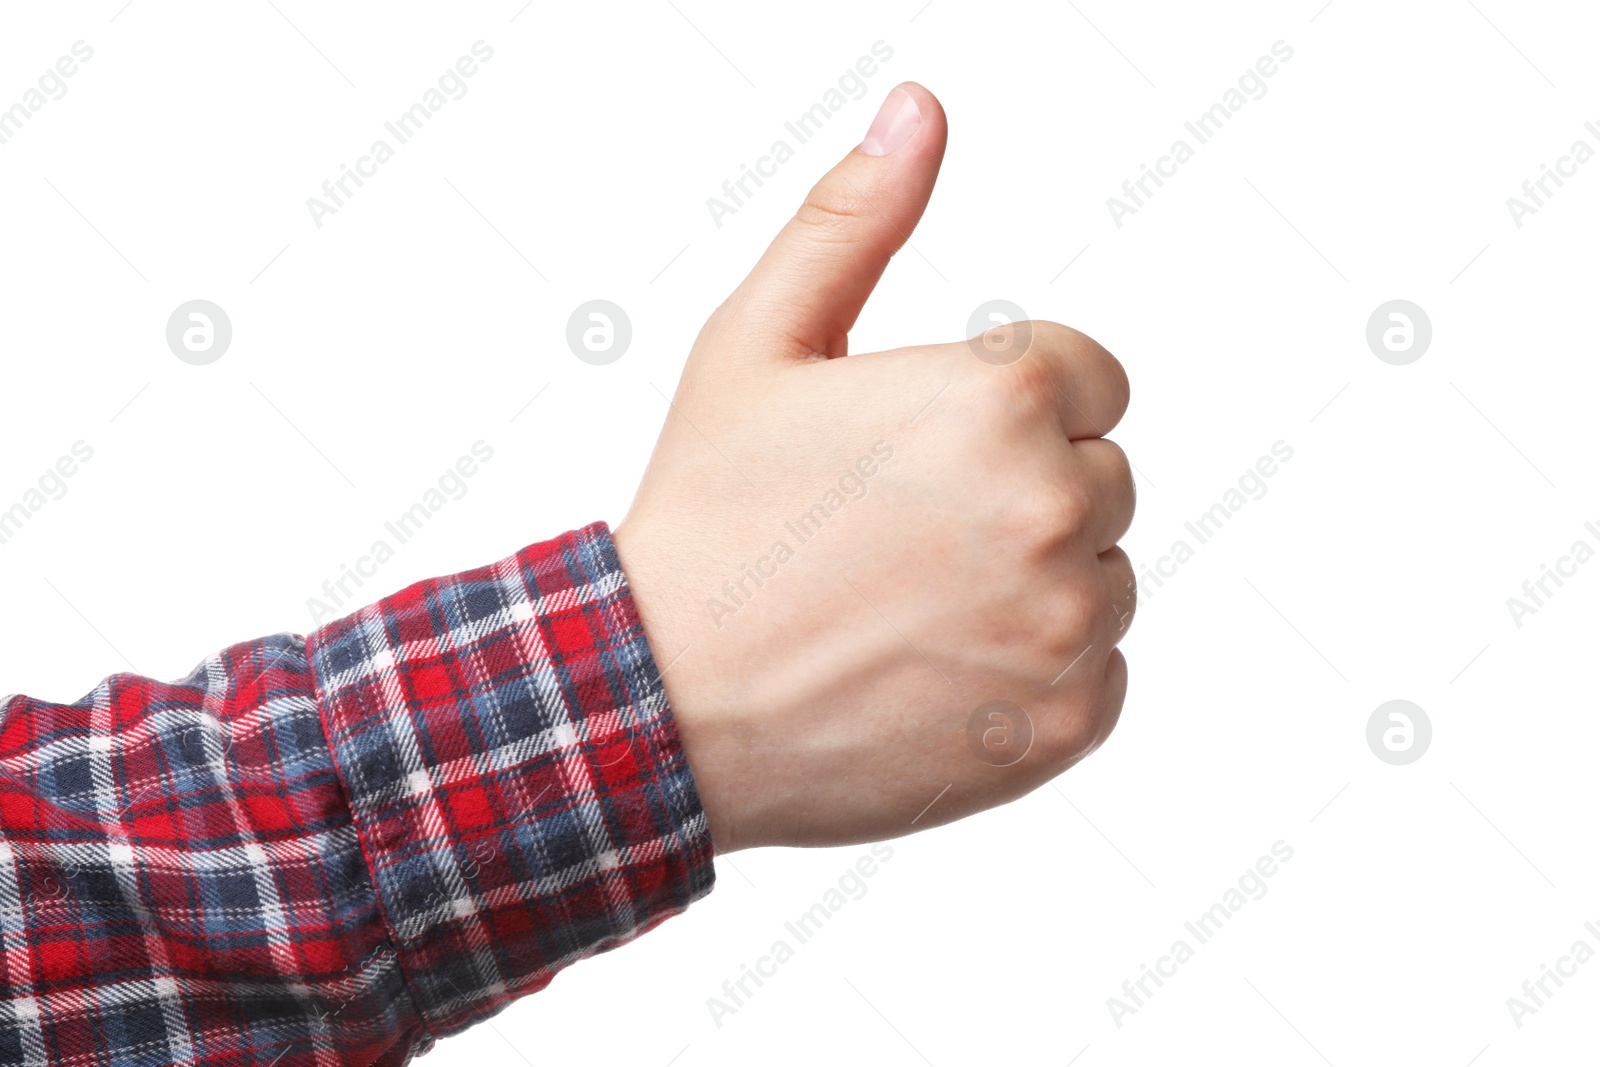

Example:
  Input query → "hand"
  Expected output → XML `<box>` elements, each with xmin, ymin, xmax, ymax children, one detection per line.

<box><xmin>613</xmin><ymin>82</ymin><xmax>1134</xmax><ymax>853</ymax></box>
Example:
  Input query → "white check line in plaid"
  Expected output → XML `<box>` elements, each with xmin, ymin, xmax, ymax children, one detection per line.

<box><xmin>0</xmin><ymin>523</ymin><xmax>715</xmax><ymax>1065</ymax></box>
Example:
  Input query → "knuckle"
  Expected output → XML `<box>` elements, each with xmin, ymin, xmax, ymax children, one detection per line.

<box><xmin>999</xmin><ymin>483</ymin><xmax>1093</xmax><ymax>554</ymax></box>
<box><xmin>1040</xmin><ymin>704</ymin><xmax>1104</xmax><ymax>766</ymax></box>
<box><xmin>987</xmin><ymin>349</ymin><xmax>1057</xmax><ymax>416</ymax></box>
<box><xmin>1047</xmin><ymin>482</ymin><xmax>1096</xmax><ymax>539</ymax></box>
<box><xmin>1035</xmin><ymin>321</ymin><xmax>1131</xmax><ymax>419</ymax></box>
<box><xmin>794</xmin><ymin>179</ymin><xmax>868</xmax><ymax>234</ymax></box>
<box><xmin>1031</xmin><ymin>584</ymin><xmax>1100</xmax><ymax>658</ymax></box>
<box><xmin>1057</xmin><ymin>584</ymin><xmax>1104</xmax><ymax>641</ymax></box>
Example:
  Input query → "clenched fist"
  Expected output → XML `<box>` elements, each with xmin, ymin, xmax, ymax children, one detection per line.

<box><xmin>614</xmin><ymin>83</ymin><xmax>1134</xmax><ymax>853</ymax></box>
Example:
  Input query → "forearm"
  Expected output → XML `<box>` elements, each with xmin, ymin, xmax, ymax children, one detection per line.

<box><xmin>0</xmin><ymin>523</ymin><xmax>714</xmax><ymax>1065</ymax></box>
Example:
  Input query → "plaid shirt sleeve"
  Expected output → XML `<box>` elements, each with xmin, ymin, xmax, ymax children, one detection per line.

<box><xmin>0</xmin><ymin>522</ymin><xmax>715</xmax><ymax>1066</ymax></box>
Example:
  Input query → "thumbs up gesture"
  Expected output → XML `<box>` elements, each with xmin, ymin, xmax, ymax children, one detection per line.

<box><xmin>613</xmin><ymin>83</ymin><xmax>1135</xmax><ymax>852</ymax></box>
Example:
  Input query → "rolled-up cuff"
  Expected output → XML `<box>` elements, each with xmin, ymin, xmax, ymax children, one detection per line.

<box><xmin>307</xmin><ymin>521</ymin><xmax>714</xmax><ymax>1039</ymax></box>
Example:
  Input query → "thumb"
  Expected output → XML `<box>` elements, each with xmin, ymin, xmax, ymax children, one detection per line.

<box><xmin>730</xmin><ymin>81</ymin><xmax>947</xmax><ymax>360</ymax></box>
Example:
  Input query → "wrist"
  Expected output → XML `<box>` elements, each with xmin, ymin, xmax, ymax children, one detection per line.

<box><xmin>612</xmin><ymin>517</ymin><xmax>755</xmax><ymax>854</ymax></box>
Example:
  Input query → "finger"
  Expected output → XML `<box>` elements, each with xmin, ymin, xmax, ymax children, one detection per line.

<box><xmin>1092</xmin><ymin>649</ymin><xmax>1129</xmax><ymax>751</ymax></box>
<box><xmin>1014</xmin><ymin>322</ymin><xmax>1129</xmax><ymax>439</ymax></box>
<box><xmin>1044</xmin><ymin>647</ymin><xmax>1128</xmax><ymax>772</ymax></box>
<box><xmin>1072</xmin><ymin>437</ymin><xmax>1135</xmax><ymax>553</ymax></box>
<box><xmin>725</xmin><ymin>82</ymin><xmax>948</xmax><ymax>361</ymax></box>
<box><xmin>1098</xmin><ymin>544</ymin><xmax>1137</xmax><ymax>645</ymax></box>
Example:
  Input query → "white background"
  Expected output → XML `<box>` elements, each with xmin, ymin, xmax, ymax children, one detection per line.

<box><xmin>2</xmin><ymin>1</ymin><xmax>1598</xmax><ymax>1064</ymax></box>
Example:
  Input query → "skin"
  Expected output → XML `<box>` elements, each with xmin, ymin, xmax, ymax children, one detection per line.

<box><xmin>613</xmin><ymin>82</ymin><xmax>1135</xmax><ymax>854</ymax></box>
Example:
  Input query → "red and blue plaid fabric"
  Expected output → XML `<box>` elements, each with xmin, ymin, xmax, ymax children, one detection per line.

<box><xmin>0</xmin><ymin>523</ymin><xmax>715</xmax><ymax>1065</ymax></box>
